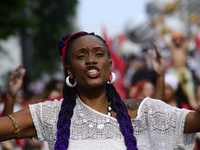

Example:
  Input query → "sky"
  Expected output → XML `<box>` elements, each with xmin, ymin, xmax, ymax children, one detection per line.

<box><xmin>76</xmin><ymin>0</ymin><xmax>152</xmax><ymax>37</ymax></box>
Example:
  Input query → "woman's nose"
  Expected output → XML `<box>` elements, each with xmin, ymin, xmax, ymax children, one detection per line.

<box><xmin>86</xmin><ymin>55</ymin><xmax>97</xmax><ymax>65</ymax></box>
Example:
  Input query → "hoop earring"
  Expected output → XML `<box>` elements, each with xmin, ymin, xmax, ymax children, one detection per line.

<box><xmin>66</xmin><ymin>76</ymin><xmax>77</xmax><ymax>87</ymax></box>
<box><xmin>107</xmin><ymin>72</ymin><xmax>116</xmax><ymax>84</ymax></box>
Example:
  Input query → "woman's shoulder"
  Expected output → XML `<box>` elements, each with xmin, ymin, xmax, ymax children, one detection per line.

<box><xmin>29</xmin><ymin>98</ymin><xmax>64</xmax><ymax>111</ymax></box>
<box><xmin>122</xmin><ymin>97</ymin><xmax>167</xmax><ymax>119</ymax></box>
<box><xmin>122</xmin><ymin>98</ymin><xmax>144</xmax><ymax>119</ymax></box>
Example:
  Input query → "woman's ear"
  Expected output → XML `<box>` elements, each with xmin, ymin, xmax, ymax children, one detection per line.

<box><xmin>65</xmin><ymin>65</ymin><xmax>72</xmax><ymax>76</ymax></box>
<box><xmin>109</xmin><ymin>60</ymin><xmax>112</xmax><ymax>73</ymax></box>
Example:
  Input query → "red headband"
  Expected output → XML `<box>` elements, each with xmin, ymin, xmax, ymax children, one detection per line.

<box><xmin>61</xmin><ymin>31</ymin><xmax>87</xmax><ymax>67</ymax></box>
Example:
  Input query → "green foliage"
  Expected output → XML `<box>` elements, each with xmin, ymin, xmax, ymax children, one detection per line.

<box><xmin>0</xmin><ymin>0</ymin><xmax>78</xmax><ymax>79</ymax></box>
<box><xmin>0</xmin><ymin>0</ymin><xmax>35</xmax><ymax>38</ymax></box>
<box><xmin>31</xmin><ymin>0</ymin><xmax>78</xmax><ymax>78</ymax></box>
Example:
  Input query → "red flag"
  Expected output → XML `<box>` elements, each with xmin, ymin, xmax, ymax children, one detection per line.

<box><xmin>195</xmin><ymin>35</ymin><xmax>200</xmax><ymax>53</ymax></box>
<box><xmin>102</xmin><ymin>29</ymin><xmax>127</xmax><ymax>98</ymax></box>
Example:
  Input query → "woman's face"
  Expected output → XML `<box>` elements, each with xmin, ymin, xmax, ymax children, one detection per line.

<box><xmin>196</xmin><ymin>85</ymin><xmax>200</xmax><ymax>101</ymax></box>
<box><xmin>66</xmin><ymin>35</ymin><xmax>112</xmax><ymax>89</ymax></box>
<box><xmin>164</xmin><ymin>83</ymin><xmax>175</xmax><ymax>102</ymax></box>
<box><xmin>139</xmin><ymin>82</ymin><xmax>154</xmax><ymax>98</ymax></box>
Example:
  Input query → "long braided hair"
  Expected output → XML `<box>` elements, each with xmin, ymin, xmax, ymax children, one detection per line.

<box><xmin>55</xmin><ymin>31</ymin><xmax>138</xmax><ymax>150</ymax></box>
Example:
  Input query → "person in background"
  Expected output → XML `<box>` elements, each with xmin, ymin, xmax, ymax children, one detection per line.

<box><xmin>156</xmin><ymin>27</ymin><xmax>200</xmax><ymax>109</ymax></box>
<box><xmin>39</xmin><ymin>79</ymin><xmax>63</xmax><ymax>102</ymax></box>
<box><xmin>164</xmin><ymin>73</ymin><xmax>191</xmax><ymax>109</ymax></box>
<box><xmin>194</xmin><ymin>81</ymin><xmax>200</xmax><ymax>150</ymax></box>
<box><xmin>196</xmin><ymin>81</ymin><xmax>200</xmax><ymax>105</ymax></box>
<box><xmin>127</xmin><ymin>79</ymin><xmax>155</xmax><ymax>99</ymax></box>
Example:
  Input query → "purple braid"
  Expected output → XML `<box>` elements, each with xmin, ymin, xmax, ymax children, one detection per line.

<box><xmin>55</xmin><ymin>31</ymin><xmax>89</xmax><ymax>150</ymax></box>
<box><xmin>55</xmin><ymin>84</ymin><xmax>77</xmax><ymax>149</ymax></box>
<box><xmin>106</xmin><ymin>84</ymin><xmax>138</xmax><ymax>150</ymax></box>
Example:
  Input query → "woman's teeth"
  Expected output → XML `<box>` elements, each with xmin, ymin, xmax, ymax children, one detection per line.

<box><xmin>88</xmin><ymin>69</ymin><xmax>97</xmax><ymax>74</ymax></box>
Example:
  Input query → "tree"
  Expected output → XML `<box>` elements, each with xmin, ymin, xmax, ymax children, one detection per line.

<box><xmin>31</xmin><ymin>0</ymin><xmax>78</xmax><ymax>77</ymax></box>
<box><xmin>0</xmin><ymin>0</ymin><xmax>78</xmax><ymax>92</ymax></box>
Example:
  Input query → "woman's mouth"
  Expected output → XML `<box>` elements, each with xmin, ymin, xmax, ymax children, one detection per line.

<box><xmin>85</xmin><ymin>66</ymin><xmax>100</xmax><ymax>78</ymax></box>
<box><xmin>88</xmin><ymin>69</ymin><xmax>98</xmax><ymax>74</ymax></box>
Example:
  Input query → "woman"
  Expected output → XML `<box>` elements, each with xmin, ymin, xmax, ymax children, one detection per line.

<box><xmin>0</xmin><ymin>31</ymin><xmax>198</xmax><ymax>150</ymax></box>
<box><xmin>127</xmin><ymin>79</ymin><xmax>155</xmax><ymax>99</ymax></box>
<box><xmin>164</xmin><ymin>73</ymin><xmax>192</xmax><ymax>109</ymax></box>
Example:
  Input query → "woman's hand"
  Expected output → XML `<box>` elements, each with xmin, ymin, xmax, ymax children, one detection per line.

<box><xmin>148</xmin><ymin>43</ymin><xmax>165</xmax><ymax>76</ymax></box>
<box><xmin>8</xmin><ymin>65</ymin><xmax>26</xmax><ymax>97</ymax></box>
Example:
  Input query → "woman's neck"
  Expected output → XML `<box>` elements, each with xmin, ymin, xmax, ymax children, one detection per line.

<box><xmin>77</xmin><ymin>86</ymin><xmax>109</xmax><ymax>114</ymax></box>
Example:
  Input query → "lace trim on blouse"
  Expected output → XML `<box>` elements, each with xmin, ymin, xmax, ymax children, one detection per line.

<box><xmin>29</xmin><ymin>97</ymin><xmax>196</xmax><ymax>150</ymax></box>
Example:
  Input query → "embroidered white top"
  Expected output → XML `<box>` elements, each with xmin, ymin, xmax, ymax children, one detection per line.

<box><xmin>29</xmin><ymin>97</ymin><xmax>196</xmax><ymax>150</ymax></box>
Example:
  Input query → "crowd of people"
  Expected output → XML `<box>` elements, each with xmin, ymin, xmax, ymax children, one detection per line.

<box><xmin>0</xmin><ymin>77</ymin><xmax>64</xmax><ymax>150</ymax></box>
<box><xmin>0</xmin><ymin>27</ymin><xmax>200</xmax><ymax>149</ymax></box>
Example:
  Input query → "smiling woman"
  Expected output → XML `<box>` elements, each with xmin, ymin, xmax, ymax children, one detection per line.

<box><xmin>0</xmin><ymin>31</ymin><xmax>199</xmax><ymax>150</ymax></box>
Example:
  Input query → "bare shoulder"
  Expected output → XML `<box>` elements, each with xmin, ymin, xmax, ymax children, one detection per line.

<box><xmin>122</xmin><ymin>98</ymin><xmax>144</xmax><ymax>119</ymax></box>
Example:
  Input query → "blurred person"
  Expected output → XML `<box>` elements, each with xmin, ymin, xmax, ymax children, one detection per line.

<box><xmin>186</xmin><ymin>42</ymin><xmax>200</xmax><ymax>81</ymax></box>
<box><xmin>139</xmin><ymin>81</ymin><xmax>154</xmax><ymax>98</ymax></box>
<box><xmin>0</xmin><ymin>140</ymin><xmax>13</xmax><ymax>150</ymax></box>
<box><xmin>196</xmin><ymin>81</ymin><xmax>200</xmax><ymax>105</ymax></box>
<box><xmin>127</xmin><ymin>80</ymin><xmax>155</xmax><ymax>99</ymax></box>
<box><xmin>39</xmin><ymin>79</ymin><xmax>63</xmax><ymax>102</ymax></box>
<box><xmin>195</xmin><ymin>81</ymin><xmax>200</xmax><ymax>150</ymax></box>
<box><xmin>156</xmin><ymin>28</ymin><xmax>200</xmax><ymax>109</ymax></box>
<box><xmin>164</xmin><ymin>74</ymin><xmax>191</xmax><ymax>109</ymax></box>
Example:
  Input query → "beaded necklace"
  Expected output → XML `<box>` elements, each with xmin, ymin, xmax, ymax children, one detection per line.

<box><xmin>107</xmin><ymin>102</ymin><xmax>112</xmax><ymax>116</ymax></box>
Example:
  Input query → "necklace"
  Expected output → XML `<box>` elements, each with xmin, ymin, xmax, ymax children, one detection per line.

<box><xmin>107</xmin><ymin>102</ymin><xmax>112</xmax><ymax>117</ymax></box>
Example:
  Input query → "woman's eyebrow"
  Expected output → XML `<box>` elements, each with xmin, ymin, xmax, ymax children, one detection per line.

<box><xmin>93</xmin><ymin>46</ymin><xmax>106</xmax><ymax>50</ymax></box>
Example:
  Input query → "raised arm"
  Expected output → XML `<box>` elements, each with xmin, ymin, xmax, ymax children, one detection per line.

<box><xmin>155</xmin><ymin>30</ymin><xmax>174</xmax><ymax>51</ymax></box>
<box><xmin>0</xmin><ymin>65</ymin><xmax>36</xmax><ymax>141</ymax></box>
<box><xmin>2</xmin><ymin>65</ymin><xmax>25</xmax><ymax>116</ymax></box>
<box><xmin>148</xmin><ymin>43</ymin><xmax>165</xmax><ymax>100</ymax></box>
<box><xmin>183</xmin><ymin>25</ymin><xmax>200</xmax><ymax>50</ymax></box>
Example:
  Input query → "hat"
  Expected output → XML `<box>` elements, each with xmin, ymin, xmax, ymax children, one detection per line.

<box><xmin>165</xmin><ymin>74</ymin><xmax>179</xmax><ymax>91</ymax></box>
<box><xmin>171</xmin><ymin>31</ymin><xmax>184</xmax><ymax>41</ymax></box>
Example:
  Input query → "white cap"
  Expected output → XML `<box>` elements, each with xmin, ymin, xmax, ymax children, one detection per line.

<box><xmin>164</xmin><ymin>74</ymin><xmax>179</xmax><ymax>91</ymax></box>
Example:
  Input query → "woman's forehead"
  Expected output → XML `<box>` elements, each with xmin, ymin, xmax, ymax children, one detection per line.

<box><xmin>71</xmin><ymin>35</ymin><xmax>105</xmax><ymax>48</ymax></box>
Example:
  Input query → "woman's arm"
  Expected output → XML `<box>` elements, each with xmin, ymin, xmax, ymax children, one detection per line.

<box><xmin>148</xmin><ymin>43</ymin><xmax>165</xmax><ymax>100</ymax></box>
<box><xmin>184</xmin><ymin>109</ymin><xmax>200</xmax><ymax>133</ymax></box>
<box><xmin>0</xmin><ymin>65</ymin><xmax>36</xmax><ymax>141</ymax></box>
<box><xmin>2</xmin><ymin>65</ymin><xmax>25</xmax><ymax>116</ymax></box>
<box><xmin>0</xmin><ymin>107</ymin><xmax>36</xmax><ymax>141</ymax></box>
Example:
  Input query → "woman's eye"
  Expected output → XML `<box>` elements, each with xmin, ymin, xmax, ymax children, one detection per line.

<box><xmin>77</xmin><ymin>55</ymin><xmax>85</xmax><ymax>59</ymax></box>
<box><xmin>96</xmin><ymin>53</ymin><xmax>104</xmax><ymax>56</ymax></box>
